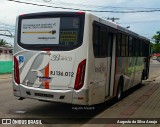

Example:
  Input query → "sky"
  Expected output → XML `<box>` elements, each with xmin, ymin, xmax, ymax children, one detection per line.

<box><xmin>0</xmin><ymin>0</ymin><xmax>160</xmax><ymax>45</ymax></box>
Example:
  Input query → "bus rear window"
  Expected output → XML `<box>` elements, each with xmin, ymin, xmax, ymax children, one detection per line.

<box><xmin>18</xmin><ymin>13</ymin><xmax>84</xmax><ymax>51</ymax></box>
<box><xmin>60</xmin><ymin>17</ymin><xmax>80</xmax><ymax>45</ymax></box>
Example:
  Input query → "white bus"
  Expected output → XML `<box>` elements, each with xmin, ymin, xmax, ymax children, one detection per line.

<box><xmin>13</xmin><ymin>11</ymin><xmax>150</xmax><ymax>105</ymax></box>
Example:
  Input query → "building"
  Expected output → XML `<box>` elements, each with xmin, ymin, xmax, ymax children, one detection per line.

<box><xmin>0</xmin><ymin>46</ymin><xmax>13</xmax><ymax>74</ymax></box>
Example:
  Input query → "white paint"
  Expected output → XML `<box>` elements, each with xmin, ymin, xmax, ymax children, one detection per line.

<box><xmin>0</xmin><ymin>54</ymin><xmax>12</xmax><ymax>61</ymax></box>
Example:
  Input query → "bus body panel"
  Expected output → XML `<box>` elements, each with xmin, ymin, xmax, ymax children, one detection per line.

<box><xmin>13</xmin><ymin>46</ymin><xmax>89</xmax><ymax>105</ymax></box>
<box><xmin>86</xmin><ymin>14</ymin><xmax>117</xmax><ymax>105</ymax></box>
<box><xmin>116</xmin><ymin>57</ymin><xmax>145</xmax><ymax>92</ymax></box>
<box><xmin>14</xmin><ymin>50</ymin><xmax>76</xmax><ymax>89</ymax></box>
<box><xmin>13</xmin><ymin>12</ymin><xmax>150</xmax><ymax>105</ymax></box>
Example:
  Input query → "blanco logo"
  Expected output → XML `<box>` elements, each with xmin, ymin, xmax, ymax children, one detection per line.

<box><xmin>2</xmin><ymin>119</ymin><xmax>11</xmax><ymax>124</ymax></box>
<box><xmin>51</xmin><ymin>54</ymin><xmax>72</xmax><ymax>61</ymax></box>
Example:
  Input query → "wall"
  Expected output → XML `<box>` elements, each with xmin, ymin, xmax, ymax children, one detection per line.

<box><xmin>0</xmin><ymin>54</ymin><xmax>13</xmax><ymax>74</ymax></box>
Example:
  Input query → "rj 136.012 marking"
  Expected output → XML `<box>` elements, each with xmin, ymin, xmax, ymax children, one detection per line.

<box><xmin>50</xmin><ymin>71</ymin><xmax>74</xmax><ymax>77</ymax></box>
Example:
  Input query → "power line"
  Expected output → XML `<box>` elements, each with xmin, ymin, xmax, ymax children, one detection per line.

<box><xmin>0</xmin><ymin>22</ymin><xmax>15</xmax><ymax>38</ymax></box>
<box><xmin>0</xmin><ymin>22</ymin><xmax>15</xmax><ymax>27</ymax></box>
<box><xmin>7</xmin><ymin>0</ymin><xmax>160</xmax><ymax>13</ymax></box>
<box><xmin>41</xmin><ymin>0</ymin><xmax>160</xmax><ymax>10</ymax></box>
<box><xmin>0</xmin><ymin>22</ymin><xmax>15</xmax><ymax>32</ymax></box>
<box><xmin>119</xmin><ymin>20</ymin><xmax>160</xmax><ymax>24</ymax></box>
<box><xmin>0</xmin><ymin>25</ymin><xmax>15</xmax><ymax>30</ymax></box>
<box><xmin>141</xmin><ymin>34</ymin><xmax>154</xmax><ymax>36</ymax></box>
<box><xmin>43</xmin><ymin>0</ymin><xmax>131</xmax><ymax>9</ymax></box>
<box><xmin>0</xmin><ymin>26</ymin><xmax>15</xmax><ymax>33</ymax></box>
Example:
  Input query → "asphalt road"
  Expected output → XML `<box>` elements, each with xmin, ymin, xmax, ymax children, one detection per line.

<box><xmin>0</xmin><ymin>60</ymin><xmax>160</xmax><ymax>127</ymax></box>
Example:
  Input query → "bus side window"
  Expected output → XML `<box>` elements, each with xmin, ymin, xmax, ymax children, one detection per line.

<box><xmin>93</xmin><ymin>24</ymin><xmax>107</xmax><ymax>58</ymax></box>
<box><xmin>142</xmin><ymin>42</ymin><xmax>145</xmax><ymax>56</ymax></box>
<box><xmin>126</xmin><ymin>36</ymin><xmax>129</xmax><ymax>56</ymax></box>
<box><xmin>129</xmin><ymin>36</ymin><xmax>133</xmax><ymax>56</ymax></box>
<box><xmin>99</xmin><ymin>27</ymin><xmax>107</xmax><ymax>57</ymax></box>
<box><xmin>135</xmin><ymin>39</ymin><xmax>137</xmax><ymax>56</ymax></box>
<box><xmin>117</xmin><ymin>34</ymin><xmax>121</xmax><ymax>57</ymax></box>
<box><xmin>107</xmin><ymin>32</ymin><xmax>113</xmax><ymax>57</ymax></box>
<box><xmin>121</xmin><ymin>34</ymin><xmax>126</xmax><ymax>57</ymax></box>
<box><xmin>93</xmin><ymin>24</ymin><xmax>99</xmax><ymax>57</ymax></box>
<box><xmin>132</xmin><ymin>38</ymin><xmax>135</xmax><ymax>56</ymax></box>
<box><xmin>135</xmin><ymin>39</ymin><xmax>140</xmax><ymax>56</ymax></box>
<box><xmin>144</xmin><ymin>42</ymin><xmax>149</xmax><ymax>57</ymax></box>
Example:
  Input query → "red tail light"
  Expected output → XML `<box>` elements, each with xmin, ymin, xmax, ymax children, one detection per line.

<box><xmin>14</xmin><ymin>56</ymin><xmax>20</xmax><ymax>84</ymax></box>
<box><xmin>74</xmin><ymin>59</ymin><xmax>86</xmax><ymax>90</ymax></box>
<box><xmin>77</xmin><ymin>12</ymin><xmax>85</xmax><ymax>15</ymax></box>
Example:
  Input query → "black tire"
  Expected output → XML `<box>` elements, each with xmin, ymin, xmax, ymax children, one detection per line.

<box><xmin>116</xmin><ymin>79</ymin><xmax>123</xmax><ymax>101</ymax></box>
<box><xmin>141</xmin><ymin>70</ymin><xmax>146</xmax><ymax>80</ymax></box>
<box><xmin>140</xmin><ymin>72</ymin><xmax>143</xmax><ymax>85</ymax></box>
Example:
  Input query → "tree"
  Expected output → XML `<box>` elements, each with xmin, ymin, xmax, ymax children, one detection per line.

<box><xmin>0</xmin><ymin>39</ymin><xmax>7</xmax><ymax>46</ymax></box>
<box><xmin>151</xmin><ymin>31</ymin><xmax>160</xmax><ymax>53</ymax></box>
<box><xmin>151</xmin><ymin>43</ymin><xmax>160</xmax><ymax>53</ymax></box>
<box><xmin>152</xmin><ymin>31</ymin><xmax>160</xmax><ymax>44</ymax></box>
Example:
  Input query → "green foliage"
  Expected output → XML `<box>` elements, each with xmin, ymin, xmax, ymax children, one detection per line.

<box><xmin>151</xmin><ymin>31</ymin><xmax>160</xmax><ymax>53</ymax></box>
<box><xmin>152</xmin><ymin>31</ymin><xmax>160</xmax><ymax>44</ymax></box>
<box><xmin>0</xmin><ymin>39</ymin><xmax>7</xmax><ymax>46</ymax></box>
<box><xmin>151</xmin><ymin>42</ymin><xmax>160</xmax><ymax>53</ymax></box>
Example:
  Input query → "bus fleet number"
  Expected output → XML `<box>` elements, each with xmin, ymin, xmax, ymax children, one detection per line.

<box><xmin>50</xmin><ymin>71</ymin><xmax>74</xmax><ymax>77</ymax></box>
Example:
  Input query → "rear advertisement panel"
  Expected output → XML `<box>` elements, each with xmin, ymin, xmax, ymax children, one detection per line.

<box><xmin>21</xmin><ymin>18</ymin><xmax>60</xmax><ymax>44</ymax></box>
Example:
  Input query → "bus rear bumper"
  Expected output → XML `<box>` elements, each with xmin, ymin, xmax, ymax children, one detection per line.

<box><xmin>15</xmin><ymin>84</ymin><xmax>73</xmax><ymax>104</ymax></box>
<box><xmin>13</xmin><ymin>83</ymin><xmax>89</xmax><ymax>105</ymax></box>
<box><xmin>72</xmin><ymin>89</ymin><xmax>88</xmax><ymax>105</ymax></box>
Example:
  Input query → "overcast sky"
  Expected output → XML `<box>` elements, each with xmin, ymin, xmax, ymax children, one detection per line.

<box><xmin>0</xmin><ymin>0</ymin><xmax>160</xmax><ymax>44</ymax></box>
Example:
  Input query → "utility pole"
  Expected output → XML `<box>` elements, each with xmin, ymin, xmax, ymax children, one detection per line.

<box><xmin>107</xmin><ymin>17</ymin><xmax>120</xmax><ymax>22</ymax></box>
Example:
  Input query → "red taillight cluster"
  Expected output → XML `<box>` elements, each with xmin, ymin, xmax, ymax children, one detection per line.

<box><xmin>14</xmin><ymin>56</ymin><xmax>20</xmax><ymax>84</ymax></box>
<box><xmin>74</xmin><ymin>59</ymin><xmax>86</xmax><ymax>90</ymax></box>
<box><xmin>76</xmin><ymin>12</ymin><xmax>85</xmax><ymax>15</ymax></box>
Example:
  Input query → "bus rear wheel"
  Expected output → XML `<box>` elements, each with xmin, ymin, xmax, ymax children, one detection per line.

<box><xmin>116</xmin><ymin>79</ymin><xmax>123</xmax><ymax>101</ymax></box>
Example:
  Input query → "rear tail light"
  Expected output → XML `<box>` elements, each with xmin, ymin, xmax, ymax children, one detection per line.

<box><xmin>77</xmin><ymin>12</ymin><xmax>85</xmax><ymax>15</ymax></box>
<box><xmin>74</xmin><ymin>59</ymin><xmax>86</xmax><ymax>90</ymax></box>
<box><xmin>14</xmin><ymin>56</ymin><xmax>20</xmax><ymax>84</ymax></box>
<box><xmin>42</xmin><ymin>48</ymin><xmax>51</xmax><ymax>51</ymax></box>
